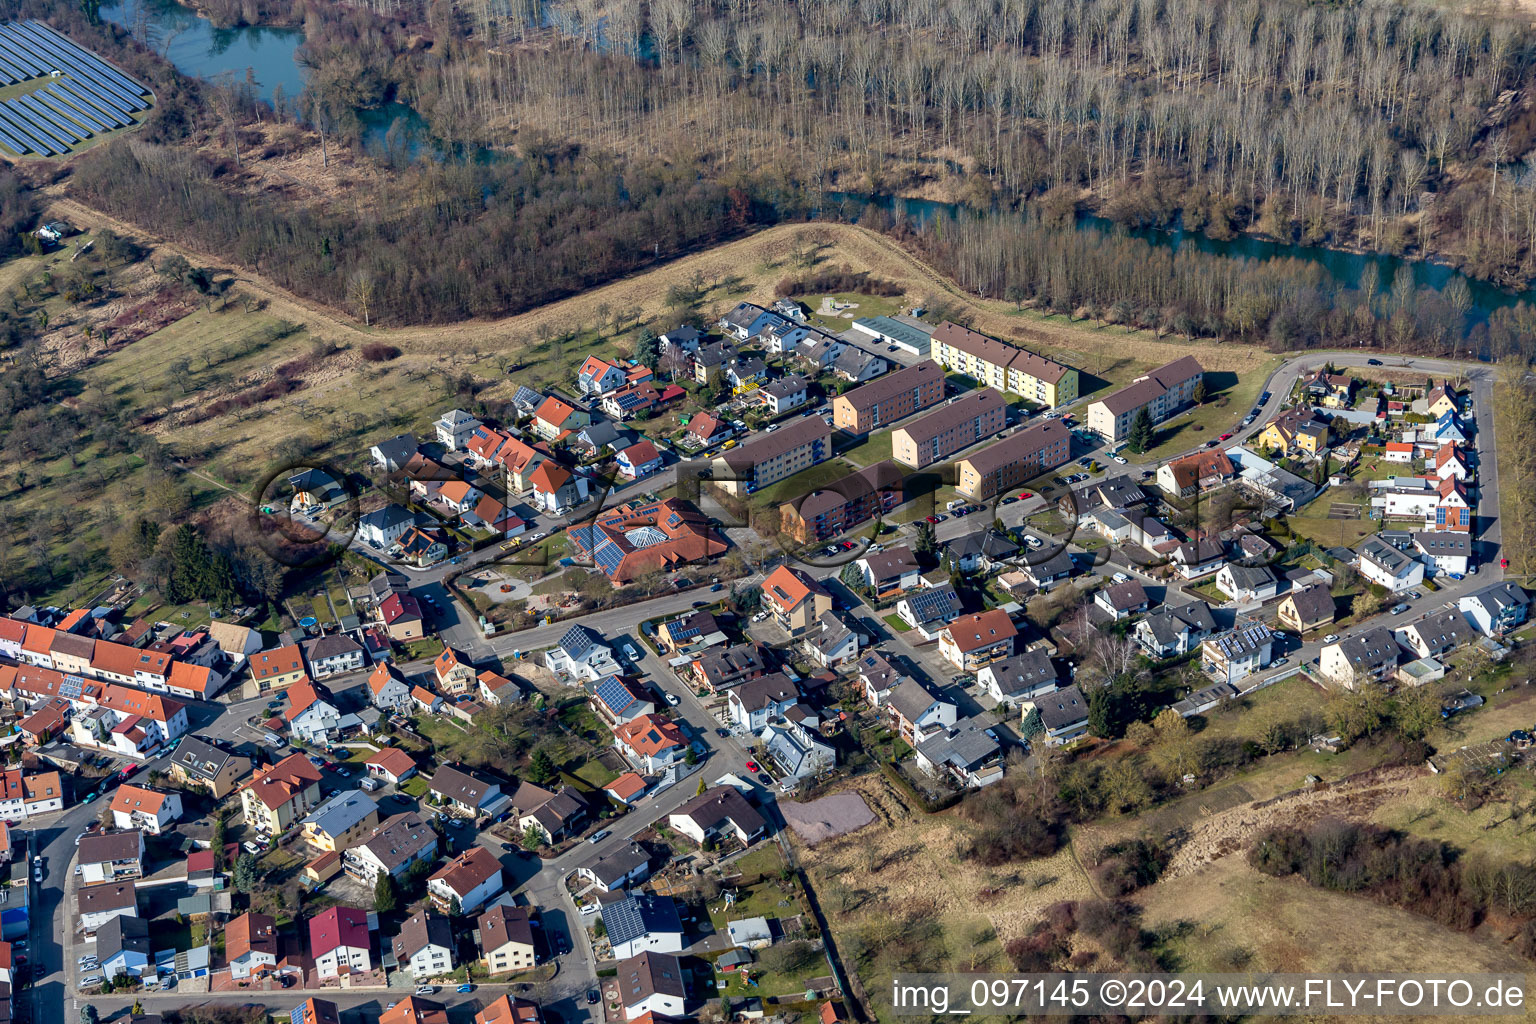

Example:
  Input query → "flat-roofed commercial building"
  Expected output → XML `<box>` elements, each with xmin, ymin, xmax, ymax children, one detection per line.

<box><xmin>832</xmin><ymin>361</ymin><xmax>944</xmax><ymax>433</ymax></box>
<box><xmin>955</xmin><ymin>420</ymin><xmax>1071</xmax><ymax>499</ymax></box>
<box><xmin>891</xmin><ymin>390</ymin><xmax>1007</xmax><ymax>469</ymax></box>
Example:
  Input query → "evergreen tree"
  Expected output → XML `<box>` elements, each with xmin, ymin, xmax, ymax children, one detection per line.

<box><xmin>528</xmin><ymin>748</ymin><xmax>556</xmax><ymax>785</ymax></box>
<box><xmin>374</xmin><ymin>871</ymin><xmax>398</xmax><ymax>913</ymax></box>
<box><xmin>521</xmin><ymin>824</ymin><xmax>543</xmax><ymax>851</ymax></box>
<box><xmin>914</xmin><ymin>521</ymin><xmax>936</xmax><ymax>559</ymax></box>
<box><xmin>232</xmin><ymin>852</ymin><xmax>259</xmax><ymax>892</ymax></box>
<box><xmin>165</xmin><ymin>524</ymin><xmax>239</xmax><ymax>606</ymax></box>
<box><xmin>1126</xmin><ymin>407</ymin><xmax>1156</xmax><ymax>454</ymax></box>
<box><xmin>448</xmin><ymin>895</ymin><xmax>462</xmax><ymax>918</ymax></box>
<box><xmin>1192</xmin><ymin>376</ymin><xmax>1208</xmax><ymax>405</ymax></box>
<box><xmin>81</xmin><ymin>1005</ymin><xmax>98</xmax><ymax>1024</ymax></box>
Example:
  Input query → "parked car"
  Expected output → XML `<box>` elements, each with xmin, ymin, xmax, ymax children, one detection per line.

<box><xmin>1112</xmin><ymin>455</ymin><xmax>1127</xmax><ymax>464</ymax></box>
<box><xmin>416</xmin><ymin>986</ymin><xmax>437</xmax><ymax>996</ymax></box>
<box><xmin>1391</xmin><ymin>603</ymin><xmax>1410</xmax><ymax>614</ymax></box>
<box><xmin>587</xmin><ymin>991</ymin><xmax>601</xmax><ymax>1005</ymax></box>
<box><xmin>588</xmin><ymin>829</ymin><xmax>611</xmax><ymax>845</ymax></box>
<box><xmin>458</xmin><ymin>984</ymin><xmax>475</xmax><ymax>994</ymax></box>
<box><xmin>81</xmin><ymin>977</ymin><xmax>101</xmax><ymax>988</ymax></box>
<box><xmin>664</xmin><ymin>693</ymin><xmax>680</xmax><ymax>706</ymax></box>
<box><xmin>1323</xmin><ymin>634</ymin><xmax>1339</xmax><ymax>644</ymax></box>
<box><xmin>1219</xmin><ymin>432</ymin><xmax>1233</xmax><ymax>441</ymax></box>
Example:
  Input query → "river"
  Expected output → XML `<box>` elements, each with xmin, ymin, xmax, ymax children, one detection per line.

<box><xmin>95</xmin><ymin>0</ymin><xmax>1536</xmax><ymax>328</ymax></box>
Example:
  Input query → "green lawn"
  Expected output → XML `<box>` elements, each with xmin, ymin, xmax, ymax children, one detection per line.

<box><xmin>840</xmin><ymin>430</ymin><xmax>893</xmax><ymax>467</ymax></box>
<box><xmin>401</xmin><ymin>637</ymin><xmax>446</xmax><ymax>661</ymax></box>
<box><xmin>399</xmin><ymin>775</ymin><xmax>430</xmax><ymax>798</ymax></box>
<box><xmin>882</xmin><ymin>613</ymin><xmax>913</xmax><ymax>632</ymax></box>
<box><xmin>573</xmin><ymin>758</ymin><xmax>619</xmax><ymax>788</ymax></box>
<box><xmin>1285</xmin><ymin>514</ymin><xmax>1380</xmax><ymax>549</ymax></box>
<box><xmin>1140</xmin><ymin>361</ymin><xmax>1279</xmax><ymax>462</ymax></box>
<box><xmin>1192</xmin><ymin>675</ymin><xmax>1326</xmax><ymax>743</ymax></box>
<box><xmin>751</xmin><ymin>458</ymin><xmax>860</xmax><ymax>507</ymax></box>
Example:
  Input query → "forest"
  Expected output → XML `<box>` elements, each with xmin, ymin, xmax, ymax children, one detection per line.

<box><xmin>374</xmin><ymin>0</ymin><xmax>1536</xmax><ymax>286</ymax></box>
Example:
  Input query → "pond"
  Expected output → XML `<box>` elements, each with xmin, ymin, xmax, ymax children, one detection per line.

<box><xmin>101</xmin><ymin>0</ymin><xmax>305</xmax><ymax>104</ymax></box>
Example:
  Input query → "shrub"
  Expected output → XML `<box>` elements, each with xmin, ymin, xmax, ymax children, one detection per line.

<box><xmin>362</xmin><ymin>342</ymin><xmax>402</xmax><ymax>362</ymax></box>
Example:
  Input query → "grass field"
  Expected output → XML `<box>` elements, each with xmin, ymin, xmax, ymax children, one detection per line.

<box><xmin>840</xmin><ymin>431</ymin><xmax>893</xmax><ymax>467</ymax></box>
<box><xmin>1139</xmin><ymin>361</ymin><xmax>1279</xmax><ymax>462</ymax></box>
<box><xmin>1284</xmin><ymin>513</ymin><xmax>1381</xmax><ymax>549</ymax></box>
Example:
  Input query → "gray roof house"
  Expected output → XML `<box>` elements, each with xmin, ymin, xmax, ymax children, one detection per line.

<box><xmin>370</xmin><ymin>433</ymin><xmax>420</xmax><ymax>472</ymax></box>
<box><xmin>1458</xmin><ymin>582</ymin><xmax>1530</xmax><ymax>636</ymax></box>
<box><xmin>604</xmin><ymin>892</ymin><xmax>686</xmax><ymax>960</ymax></box>
<box><xmin>1396</xmin><ymin>607</ymin><xmax>1469</xmax><ymax>659</ymax></box>
<box><xmin>895</xmin><ymin>584</ymin><xmax>961</xmax><ymax>639</ymax></box>
<box><xmin>575</xmin><ymin>843</ymin><xmax>651</xmax><ymax>892</ymax></box>
<box><xmin>914</xmin><ymin>717</ymin><xmax>1004</xmax><ymax>789</ymax></box>
<box><xmin>1135</xmin><ymin>602</ymin><xmax>1216</xmax><ymax>658</ymax></box>
<box><xmin>1027</xmin><ymin>685</ymin><xmax>1089</xmax><ymax>746</ymax></box>
<box><xmin>978</xmin><ymin>650</ymin><xmax>1058</xmax><ymax>705</ymax></box>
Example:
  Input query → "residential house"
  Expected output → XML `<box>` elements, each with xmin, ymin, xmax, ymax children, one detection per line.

<box><xmin>303</xmin><ymin>634</ymin><xmax>365</xmax><ymax>680</ymax></box>
<box><xmin>1021</xmin><ymin>550</ymin><xmax>1076</xmax><ymax>590</ymax></box>
<box><xmin>1215</xmin><ymin>564</ymin><xmax>1280</xmax><ymax>603</ymax></box>
<box><xmin>528</xmin><ymin>462</ymin><xmax>590</xmax><ymax>515</ymax></box>
<box><xmin>978</xmin><ymin>650</ymin><xmax>1058</xmax><ymax>707</ymax></box>
<box><xmin>958</xmin><ymin>419</ymin><xmax>1074</xmax><ymax>500</ymax></box>
<box><xmin>392</xmin><ymin>525</ymin><xmax>450</xmax><ymax>568</ymax></box>
<box><xmin>1320</xmin><ymin>627</ymin><xmax>1402</xmax><ymax>689</ymax></box>
<box><xmin>1156</xmin><ymin>450</ymin><xmax>1237</xmax><ymax>498</ymax></box>
<box><xmin>891</xmin><ymin>389</ymin><xmax>1006</xmax><ymax>469</ymax></box>
<box><xmin>532</xmin><ymin>397</ymin><xmax>590</xmax><ymax>441</ymax></box>
<box><xmin>724</xmin><ymin>355</ymin><xmax>768</xmax><ymax>393</ymax></box>
<box><xmin>590</xmin><ymin>675</ymin><xmax>656</xmax><ymax>725</ymax></box>
<box><xmin>763</xmin><ymin>713</ymin><xmax>837</xmax><ymax>780</ymax></box>
<box><xmin>364</xmin><ymin>748</ymin><xmax>418</xmax><ymax>787</ymax></box>
<box><xmin>544</xmin><ymin>626</ymin><xmax>620</xmax><ymax>682</ymax></box>
<box><xmin>370</xmin><ymin>434</ymin><xmax>420</xmax><ymax>473</ymax></box>
<box><xmin>569</xmin><ymin>498</ymin><xmax>727</xmax><ymax>584</ymax></box>
<box><xmin>1459</xmin><ymin>582</ymin><xmax>1530</xmax><ymax>636</ymax></box>
<box><xmin>478</xmin><ymin>670</ymin><xmax>523</xmax><ymax>706</ymax></box>
<box><xmin>478</xmin><ymin>904</ymin><xmax>537</xmax><ymax>974</ymax></box>
<box><xmin>885</xmin><ymin>679</ymin><xmax>957</xmax><ymax>745</ymax></box>
<box><xmin>509</xmin><ymin>782</ymin><xmax>589</xmax><ymax>845</ymax></box>
<box><xmin>96</xmin><ymin>914</ymin><xmax>153</xmax><ymax>981</ymax></box>
<box><xmin>241</xmin><ymin>753</ymin><xmax>324</xmax><ymax>837</ymax></box>
<box><xmin>1413</xmin><ymin>531</ymin><xmax>1471</xmax><ymax>576</ymax></box>
<box><xmin>78</xmin><ymin>830</ymin><xmax>145</xmax><ymax>885</ymax></box>
<box><xmin>690</xmin><ymin>644</ymin><xmax>770</xmax><ymax>692</ymax></box>
<box><xmin>288</xmin><ymin>467</ymin><xmax>346</xmax><ymax>513</ymax></box>
<box><xmin>1085</xmin><ymin>356</ymin><xmax>1204</xmax><ymax>443</ymax></box>
<box><xmin>719</xmin><ymin>302</ymin><xmax>775</xmax><ymax>340</ymax></box>
<box><xmin>428</xmin><ymin>847</ymin><xmax>504</xmax><ymax>915</ymax></box>
<box><xmin>393</xmin><ymin>909</ymin><xmax>456</xmax><ymax>980</ymax></box>
<box><xmin>1172</xmin><ymin>538</ymin><xmax>1226</xmax><ymax>579</ymax></box>
<box><xmin>78</xmin><ymin>881</ymin><xmax>138</xmax><ymax>934</ymax></box>
<box><xmin>1396</xmin><ymin>608</ymin><xmax>1469</xmax><ymax>660</ymax></box>
<box><xmin>166</xmin><ymin>738</ymin><xmax>250</xmax><ymax>798</ymax></box>
<box><xmin>344</xmin><ymin>812</ymin><xmax>438</xmax><ymax>885</ymax></box>
<box><xmin>1024</xmin><ymin>684</ymin><xmax>1089</xmax><ymax>746</ymax></box>
<box><xmin>434</xmin><ymin>647</ymin><xmax>478</xmax><ymax>695</ymax></box>
<box><xmin>715</xmin><ymin>417</ymin><xmax>831</xmax><ymax>495</ymax></box>
<box><xmin>668</xmin><ymin>786</ymin><xmax>767</xmax><ymax>847</ymax></box>
<box><xmin>939</xmin><ymin>610</ymin><xmax>1017</xmax><ymax>671</ymax></box>
<box><xmin>832</xmin><ymin>361</ymin><xmax>944</xmax><ymax>433</ymax></box>
<box><xmin>760</xmin><ymin>565</ymin><xmax>834</xmax><ymax>636</ymax></box>
<box><xmin>309</xmin><ymin>906</ymin><xmax>373</xmax><ymax>978</ymax></box>
<box><xmin>297</xmin><ymin>1000</ymin><xmax>343</xmax><ymax>1024</ymax></box>
<box><xmin>379</xmin><ymin>592</ymin><xmax>425</xmax><ymax>642</ymax></box>
<box><xmin>226</xmin><ymin>912</ymin><xmax>278</xmax><ymax>979</ymax></box>
<box><xmin>616</xmin><ymin>441</ymin><xmax>664</xmax><ymax>481</ymax></box>
<box><xmin>778</xmin><ymin>461</ymin><xmax>903</xmax><ymax>544</ymax></box>
<box><xmin>857</xmin><ymin>652</ymin><xmax>901</xmax><ymax>707</ymax></box>
<box><xmin>807</xmin><ymin>611</ymin><xmax>862</xmax><ymax>669</ymax></box>
<box><xmin>604</xmin><ymin>893</ymin><xmax>686</xmax><ymax>960</ymax></box>
<box><xmin>1431</xmin><ymin>477</ymin><xmax>1472</xmax><ymax>533</ymax></box>
<box><xmin>603</xmin><ymin>382</ymin><xmax>669</xmax><ymax>421</ymax></box>
<box><xmin>1357</xmin><ymin>536</ymin><xmax>1425</xmax><ymax>594</ymax></box>
<box><xmin>429</xmin><ymin>765</ymin><xmax>507</xmax><ymax>819</ymax></box>
<box><xmin>915</xmin><ymin>717</ymin><xmax>1004</xmax><ymax>789</ymax></box>
<box><xmin>463</xmin><ymin>495</ymin><xmax>525</xmax><ymax>538</ymax></box>
<box><xmin>302</xmin><ymin>791</ymin><xmax>381</xmax><ymax>853</ymax></box>
<box><xmin>284</xmin><ymin>680</ymin><xmax>343</xmax><ymax>745</ymax></box>
<box><xmin>756</xmin><ymin>374</ymin><xmax>810</xmax><ymax>416</ymax></box>
<box><xmin>656</xmin><ymin>610</ymin><xmax>728</xmax><ymax>653</ymax></box>
<box><xmin>614</xmin><ymin>714</ymin><xmax>688</xmax><ymax>774</ymax></box>
<box><xmin>928</xmin><ymin>321</ymin><xmax>1079</xmax><ymax>408</ymax></box>
<box><xmin>604</xmin><ymin>773</ymin><xmax>649</xmax><ymax>806</ymax></box>
<box><xmin>657</xmin><ymin>325</ymin><xmax>702</xmax><ymax>356</ymax></box>
<box><xmin>497</xmin><ymin>437</ymin><xmax>551</xmax><ymax>494</ymax></box>
<box><xmin>413</xmin><ymin>686</ymin><xmax>445</xmax><ymax>715</ymax></box>
<box><xmin>727</xmin><ymin>674</ymin><xmax>800</xmax><ymax>734</ymax></box>
<box><xmin>942</xmin><ymin>530</ymin><xmax>1019</xmax><ymax>574</ymax></box>
<box><xmin>1094</xmin><ymin>580</ymin><xmax>1151</xmax><ymax>621</ymax></box>
<box><xmin>1301</xmin><ymin>370</ymin><xmax>1355</xmax><ymax>407</ymax></box>
<box><xmin>1200</xmin><ymin>618</ymin><xmax>1275</xmax><ymax>684</ymax></box>
<box><xmin>1418</xmin><ymin>383</ymin><xmax>1461</xmax><ymax>419</ymax></box>
<box><xmin>436</xmin><ymin>410</ymin><xmax>482</xmax><ymax>451</ymax></box>
<box><xmin>1255</xmin><ymin>408</ymin><xmax>1330</xmax><ymax>457</ymax></box>
<box><xmin>382</xmin><ymin>997</ymin><xmax>449</xmax><ymax>1024</ymax></box>
<box><xmin>578</xmin><ymin>355</ymin><xmax>630</xmax><ymax>396</ymax></box>
<box><xmin>358</xmin><ymin>505</ymin><xmax>417</xmax><ymax>549</ymax></box>
<box><xmin>1277</xmin><ymin>586</ymin><xmax>1336</xmax><ymax>635</ymax></box>
<box><xmin>250</xmin><ymin>645</ymin><xmax>307</xmax><ymax>692</ymax></box>
<box><xmin>572</xmin><ymin>421</ymin><xmax>631</xmax><ymax>460</ymax></box>
<box><xmin>616</xmin><ymin>952</ymin><xmax>687</xmax><ymax>1021</ymax></box>
<box><xmin>109</xmin><ymin>785</ymin><xmax>182</xmax><ymax>835</ymax></box>
<box><xmin>574</xmin><ymin>844</ymin><xmax>651</xmax><ymax>893</ymax></box>
<box><xmin>683</xmin><ymin>411</ymin><xmax>732</xmax><ymax>450</ymax></box>
<box><xmin>367</xmin><ymin>663</ymin><xmax>414</xmax><ymax>715</ymax></box>
<box><xmin>1434</xmin><ymin>443</ymin><xmax>1471</xmax><ymax>482</ymax></box>
<box><xmin>855</xmin><ymin>546</ymin><xmax>921</xmax><ymax>597</ymax></box>
<box><xmin>894</xmin><ymin>584</ymin><xmax>960</xmax><ymax>642</ymax></box>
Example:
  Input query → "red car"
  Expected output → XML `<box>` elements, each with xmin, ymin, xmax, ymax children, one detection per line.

<box><xmin>745</xmin><ymin>760</ymin><xmax>759</xmax><ymax>772</ymax></box>
<box><xmin>925</xmin><ymin>515</ymin><xmax>940</xmax><ymax>524</ymax></box>
<box><xmin>1219</xmin><ymin>432</ymin><xmax>1233</xmax><ymax>441</ymax></box>
<box><xmin>1018</xmin><ymin>491</ymin><xmax>1033</xmax><ymax>500</ymax></box>
<box><xmin>1502</xmin><ymin>558</ymin><xmax>1510</xmax><ymax>568</ymax></box>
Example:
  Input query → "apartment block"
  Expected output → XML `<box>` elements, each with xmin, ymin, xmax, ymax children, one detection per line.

<box><xmin>929</xmin><ymin>322</ymin><xmax>1078</xmax><ymax>408</ymax></box>
<box><xmin>954</xmin><ymin>419</ymin><xmax>1071</xmax><ymax>499</ymax></box>
<box><xmin>891</xmin><ymin>390</ymin><xmax>1007</xmax><ymax>469</ymax></box>
<box><xmin>1085</xmin><ymin>355</ymin><xmax>1204</xmax><ymax>443</ymax></box>
<box><xmin>716</xmin><ymin>418</ymin><xmax>830</xmax><ymax>495</ymax></box>
<box><xmin>779</xmin><ymin>461</ymin><xmax>904</xmax><ymax>543</ymax></box>
<box><xmin>831</xmin><ymin>361</ymin><xmax>944</xmax><ymax>433</ymax></box>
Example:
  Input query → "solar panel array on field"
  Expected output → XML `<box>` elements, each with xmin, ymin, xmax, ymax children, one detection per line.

<box><xmin>0</xmin><ymin>20</ymin><xmax>150</xmax><ymax>157</ymax></box>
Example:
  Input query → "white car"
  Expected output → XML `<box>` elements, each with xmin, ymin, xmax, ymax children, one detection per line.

<box><xmin>416</xmin><ymin>986</ymin><xmax>437</xmax><ymax>996</ymax></box>
<box><xmin>81</xmin><ymin>976</ymin><xmax>102</xmax><ymax>988</ymax></box>
<box><xmin>1323</xmin><ymin>634</ymin><xmax>1339</xmax><ymax>644</ymax></box>
<box><xmin>1112</xmin><ymin>455</ymin><xmax>1127</xmax><ymax>464</ymax></box>
<box><xmin>665</xmin><ymin>693</ymin><xmax>680</xmax><ymax>706</ymax></box>
<box><xmin>77</xmin><ymin>955</ymin><xmax>97</xmax><ymax>967</ymax></box>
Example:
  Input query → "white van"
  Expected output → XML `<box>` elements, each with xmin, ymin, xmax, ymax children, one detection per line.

<box><xmin>945</xmin><ymin>499</ymin><xmax>965</xmax><ymax>512</ymax></box>
<box><xmin>263</xmin><ymin>732</ymin><xmax>285</xmax><ymax>747</ymax></box>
